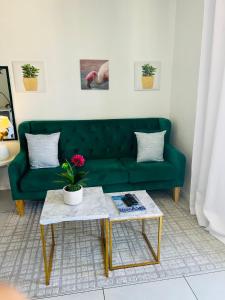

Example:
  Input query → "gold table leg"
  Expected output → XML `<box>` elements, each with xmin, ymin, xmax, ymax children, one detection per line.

<box><xmin>104</xmin><ymin>219</ymin><xmax>109</xmax><ymax>277</ymax></box>
<box><xmin>109</xmin><ymin>216</ymin><xmax>163</xmax><ymax>270</ymax></box>
<box><xmin>157</xmin><ymin>216</ymin><xmax>163</xmax><ymax>261</ymax></box>
<box><xmin>40</xmin><ymin>224</ymin><xmax>55</xmax><ymax>285</ymax></box>
<box><xmin>109</xmin><ymin>221</ymin><xmax>113</xmax><ymax>270</ymax></box>
<box><xmin>142</xmin><ymin>219</ymin><xmax>145</xmax><ymax>233</ymax></box>
<box><xmin>100</xmin><ymin>219</ymin><xmax>109</xmax><ymax>277</ymax></box>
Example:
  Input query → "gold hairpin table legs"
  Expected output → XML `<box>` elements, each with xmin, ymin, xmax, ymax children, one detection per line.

<box><xmin>108</xmin><ymin>216</ymin><xmax>163</xmax><ymax>270</ymax></box>
<box><xmin>40</xmin><ymin>216</ymin><xmax>160</xmax><ymax>283</ymax></box>
<box><xmin>40</xmin><ymin>219</ymin><xmax>109</xmax><ymax>285</ymax></box>
<box><xmin>100</xmin><ymin>219</ymin><xmax>109</xmax><ymax>277</ymax></box>
<box><xmin>40</xmin><ymin>224</ymin><xmax>55</xmax><ymax>285</ymax></box>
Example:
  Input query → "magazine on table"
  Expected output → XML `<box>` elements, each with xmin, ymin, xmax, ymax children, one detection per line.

<box><xmin>111</xmin><ymin>194</ymin><xmax>146</xmax><ymax>214</ymax></box>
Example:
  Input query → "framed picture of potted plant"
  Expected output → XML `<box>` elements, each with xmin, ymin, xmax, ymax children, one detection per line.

<box><xmin>134</xmin><ymin>61</ymin><xmax>161</xmax><ymax>91</ymax></box>
<box><xmin>12</xmin><ymin>61</ymin><xmax>46</xmax><ymax>92</ymax></box>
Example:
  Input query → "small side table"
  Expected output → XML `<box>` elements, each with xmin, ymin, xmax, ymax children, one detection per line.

<box><xmin>40</xmin><ymin>187</ymin><xmax>109</xmax><ymax>285</ymax></box>
<box><xmin>0</xmin><ymin>155</ymin><xmax>15</xmax><ymax>167</ymax></box>
<box><xmin>104</xmin><ymin>190</ymin><xmax>163</xmax><ymax>271</ymax></box>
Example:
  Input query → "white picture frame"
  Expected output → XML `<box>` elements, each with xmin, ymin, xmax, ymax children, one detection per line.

<box><xmin>12</xmin><ymin>61</ymin><xmax>46</xmax><ymax>92</ymax></box>
<box><xmin>134</xmin><ymin>61</ymin><xmax>161</xmax><ymax>91</ymax></box>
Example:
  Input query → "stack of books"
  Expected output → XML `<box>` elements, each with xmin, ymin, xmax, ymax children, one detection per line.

<box><xmin>112</xmin><ymin>194</ymin><xmax>146</xmax><ymax>214</ymax></box>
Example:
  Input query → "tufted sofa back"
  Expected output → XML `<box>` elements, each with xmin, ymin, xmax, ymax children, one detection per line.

<box><xmin>18</xmin><ymin>118</ymin><xmax>171</xmax><ymax>160</ymax></box>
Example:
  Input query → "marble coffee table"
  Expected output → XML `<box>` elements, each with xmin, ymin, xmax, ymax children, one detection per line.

<box><xmin>40</xmin><ymin>186</ymin><xmax>109</xmax><ymax>285</ymax></box>
<box><xmin>104</xmin><ymin>190</ymin><xmax>163</xmax><ymax>271</ymax></box>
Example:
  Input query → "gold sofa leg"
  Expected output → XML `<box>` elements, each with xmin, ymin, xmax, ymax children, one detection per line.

<box><xmin>15</xmin><ymin>200</ymin><xmax>25</xmax><ymax>216</ymax></box>
<box><xmin>172</xmin><ymin>187</ymin><xmax>181</xmax><ymax>203</ymax></box>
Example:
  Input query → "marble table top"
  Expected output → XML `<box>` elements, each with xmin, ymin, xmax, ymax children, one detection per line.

<box><xmin>105</xmin><ymin>190</ymin><xmax>163</xmax><ymax>221</ymax></box>
<box><xmin>40</xmin><ymin>188</ymin><xmax>163</xmax><ymax>225</ymax></box>
<box><xmin>40</xmin><ymin>187</ymin><xmax>108</xmax><ymax>225</ymax></box>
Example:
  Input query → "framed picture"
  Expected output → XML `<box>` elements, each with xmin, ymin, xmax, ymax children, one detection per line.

<box><xmin>0</xmin><ymin>66</ymin><xmax>17</xmax><ymax>140</ymax></box>
<box><xmin>134</xmin><ymin>61</ymin><xmax>161</xmax><ymax>91</ymax></box>
<box><xmin>80</xmin><ymin>59</ymin><xmax>109</xmax><ymax>90</ymax></box>
<box><xmin>12</xmin><ymin>61</ymin><xmax>46</xmax><ymax>92</ymax></box>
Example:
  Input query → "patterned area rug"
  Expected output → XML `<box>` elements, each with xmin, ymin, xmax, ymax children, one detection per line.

<box><xmin>1</xmin><ymin>192</ymin><xmax>225</xmax><ymax>299</ymax></box>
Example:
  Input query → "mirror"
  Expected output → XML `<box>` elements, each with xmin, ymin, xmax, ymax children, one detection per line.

<box><xmin>0</xmin><ymin>66</ymin><xmax>17</xmax><ymax>140</ymax></box>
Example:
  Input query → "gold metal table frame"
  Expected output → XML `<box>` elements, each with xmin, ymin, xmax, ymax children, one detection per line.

<box><xmin>40</xmin><ymin>219</ymin><xmax>109</xmax><ymax>286</ymax></box>
<box><xmin>40</xmin><ymin>224</ymin><xmax>55</xmax><ymax>286</ymax></box>
<box><xmin>40</xmin><ymin>216</ymin><xmax>163</xmax><ymax>284</ymax></box>
<box><xmin>108</xmin><ymin>216</ymin><xmax>163</xmax><ymax>270</ymax></box>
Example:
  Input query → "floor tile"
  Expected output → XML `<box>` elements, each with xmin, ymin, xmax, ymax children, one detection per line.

<box><xmin>104</xmin><ymin>277</ymin><xmax>196</xmax><ymax>300</ymax></box>
<box><xmin>0</xmin><ymin>212</ymin><xmax>10</xmax><ymax>226</ymax></box>
<box><xmin>0</xmin><ymin>190</ymin><xmax>14</xmax><ymax>212</ymax></box>
<box><xmin>186</xmin><ymin>271</ymin><xmax>225</xmax><ymax>300</ymax></box>
<box><xmin>44</xmin><ymin>290</ymin><xmax>104</xmax><ymax>300</ymax></box>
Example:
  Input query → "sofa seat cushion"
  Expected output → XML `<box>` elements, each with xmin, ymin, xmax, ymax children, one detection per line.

<box><xmin>84</xmin><ymin>159</ymin><xmax>128</xmax><ymax>186</ymax></box>
<box><xmin>20</xmin><ymin>167</ymin><xmax>64</xmax><ymax>192</ymax></box>
<box><xmin>20</xmin><ymin>159</ymin><xmax>128</xmax><ymax>192</ymax></box>
<box><xmin>120</xmin><ymin>157</ymin><xmax>177</xmax><ymax>183</ymax></box>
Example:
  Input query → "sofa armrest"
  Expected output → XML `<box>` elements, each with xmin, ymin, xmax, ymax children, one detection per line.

<box><xmin>8</xmin><ymin>151</ymin><xmax>29</xmax><ymax>199</ymax></box>
<box><xmin>159</xmin><ymin>118</ymin><xmax>171</xmax><ymax>143</ymax></box>
<box><xmin>164</xmin><ymin>144</ymin><xmax>186</xmax><ymax>187</ymax></box>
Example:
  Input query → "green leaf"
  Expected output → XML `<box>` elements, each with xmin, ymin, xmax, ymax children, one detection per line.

<box><xmin>21</xmin><ymin>63</ymin><xmax>40</xmax><ymax>78</ymax></box>
<box><xmin>141</xmin><ymin>64</ymin><xmax>157</xmax><ymax>76</ymax></box>
<box><xmin>58</xmin><ymin>172</ymin><xmax>73</xmax><ymax>184</ymax></box>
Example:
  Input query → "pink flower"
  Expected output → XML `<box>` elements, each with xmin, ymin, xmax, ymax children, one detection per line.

<box><xmin>71</xmin><ymin>154</ymin><xmax>85</xmax><ymax>167</ymax></box>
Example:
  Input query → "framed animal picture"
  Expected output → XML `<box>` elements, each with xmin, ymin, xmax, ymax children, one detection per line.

<box><xmin>80</xmin><ymin>59</ymin><xmax>109</xmax><ymax>90</ymax></box>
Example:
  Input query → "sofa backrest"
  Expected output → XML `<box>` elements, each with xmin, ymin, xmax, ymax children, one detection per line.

<box><xmin>18</xmin><ymin>118</ymin><xmax>171</xmax><ymax>160</ymax></box>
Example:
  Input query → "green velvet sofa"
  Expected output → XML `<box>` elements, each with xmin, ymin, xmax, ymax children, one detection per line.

<box><xmin>8</xmin><ymin>118</ymin><xmax>186</xmax><ymax>215</ymax></box>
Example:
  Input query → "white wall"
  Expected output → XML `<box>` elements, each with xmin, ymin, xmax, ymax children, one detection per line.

<box><xmin>1</xmin><ymin>0</ymin><xmax>176</xmax><ymax>123</ymax></box>
<box><xmin>0</xmin><ymin>0</ymin><xmax>177</xmax><ymax>189</ymax></box>
<box><xmin>0</xmin><ymin>0</ymin><xmax>204</xmax><ymax>194</ymax></box>
<box><xmin>170</xmin><ymin>0</ymin><xmax>204</xmax><ymax>194</ymax></box>
<box><xmin>0</xmin><ymin>141</ymin><xmax>19</xmax><ymax>190</ymax></box>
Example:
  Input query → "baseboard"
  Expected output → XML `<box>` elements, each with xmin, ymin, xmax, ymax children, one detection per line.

<box><xmin>181</xmin><ymin>188</ymin><xmax>190</xmax><ymax>200</ymax></box>
<box><xmin>0</xmin><ymin>184</ymin><xmax>10</xmax><ymax>190</ymax></box>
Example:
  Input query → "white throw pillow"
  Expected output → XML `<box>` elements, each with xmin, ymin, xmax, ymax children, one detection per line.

<box><xmin>25</xmin><ymin>132</ymin><xmax>60</xmax><ymax>169</ymax></box>
<box><xmin>135</xmin><ymin>131</ymin><xmax>166</xmax><ymax>163</ymax></box>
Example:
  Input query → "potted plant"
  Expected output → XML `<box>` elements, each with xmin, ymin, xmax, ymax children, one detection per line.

<box><xmin>58</xmin><ymin>154</ymin><xmax>87</xmax><ymax>205</ymax></box>
<box><xmin>141</xmin><ymin>64</ymin><xmax>157</xmax><ymax>89</ymax></box>
<box><xmin>21</xmin><ymin>64</ymin><xmax>40</xmax><ymax>91</ymax></box>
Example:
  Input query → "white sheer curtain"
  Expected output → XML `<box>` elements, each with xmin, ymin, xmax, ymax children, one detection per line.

<box><xmin>190</xmin><ymin>0</ymin><xmax>225</xmax><ymax>242</ymax></box>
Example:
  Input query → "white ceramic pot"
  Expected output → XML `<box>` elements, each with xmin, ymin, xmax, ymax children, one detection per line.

<box><xmin>63</xmin><ymin>185</ymin><xmax>83</xmax><ymax>206</ymax></box>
